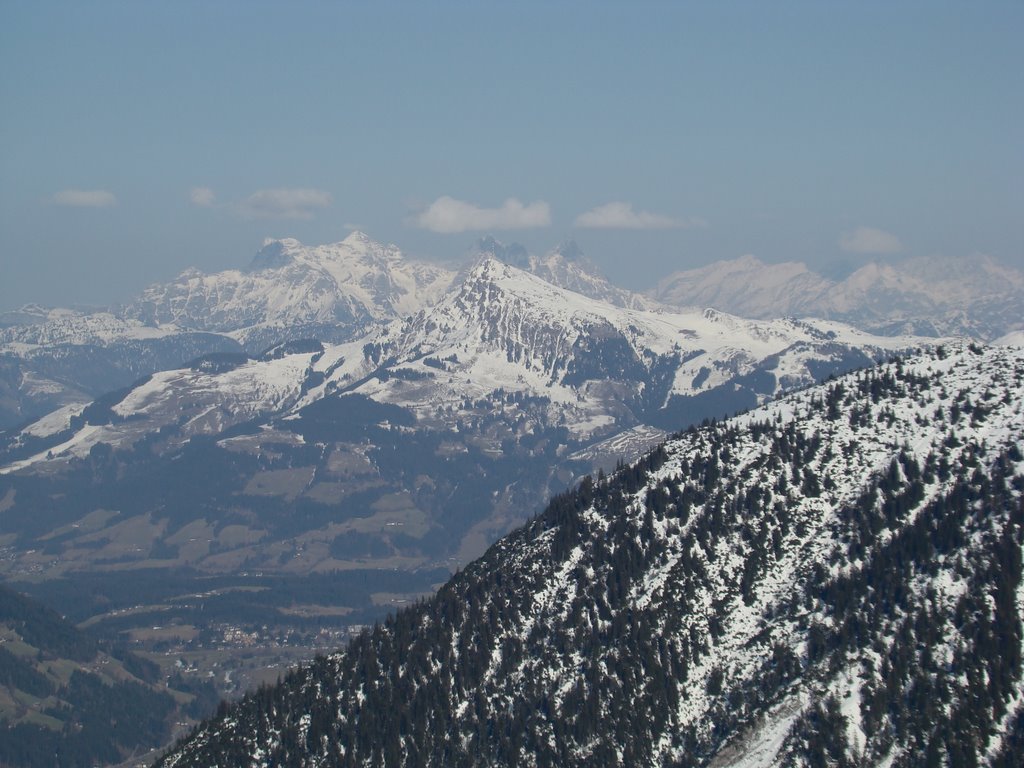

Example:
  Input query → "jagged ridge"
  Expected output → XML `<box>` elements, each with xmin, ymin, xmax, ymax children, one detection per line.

<box><xmin>322</xmin><ymin>256</ymin><xmax>931</xmax><ymax>436</ymax></box>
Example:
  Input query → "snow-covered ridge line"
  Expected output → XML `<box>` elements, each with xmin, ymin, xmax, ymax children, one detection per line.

<box><xmin>2</xmin><ymin>256</ymin><xmax>945</xmax><ymax>474</ymax></box>
<box><xmin>123</xmin><ymin>231</ymin><xmax>455</xmax><ymax>345</ymax></box>
<box><xmin>157</xmin><ymin>343</ymin><xmax>1024</xmax><ymax>767</ymax></box>
<box><xmin>0</xmin><ymin>232</ymin><xmax>455</xmax><ymax>430</ymax></box>
<box><xmin>652</xmin><ymin>252</ymin><xmax>1024</xmax><ymax>341</ymax></box>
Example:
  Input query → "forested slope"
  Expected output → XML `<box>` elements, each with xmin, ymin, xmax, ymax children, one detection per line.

<box><xmin>159</xmin><ymin>344</ymin><xmax>1024</xmax><ymax>767</ymax></box>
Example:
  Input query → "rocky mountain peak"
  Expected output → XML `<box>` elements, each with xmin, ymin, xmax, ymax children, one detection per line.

<box><xmin>551</xmin><ymin>239</ymin><xmax>584</xmax><ymax>262</ymax></box>
<box><xmin>249</xmin><ymin>238</ymin><xmax>301</xmax><ymax>271</ymax></box>
<box><xmin>340</xmin><ymin>229</ymin><xmax>372</xmax><ymax>247</ymax></box>
<box><xmin>472</xmin><ymin>235</ymin><xmax>531</xmax><ymax>270</ymax></box>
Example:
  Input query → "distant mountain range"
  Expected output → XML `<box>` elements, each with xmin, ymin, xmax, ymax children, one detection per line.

<box><xmin>651</xmin><ymin>252</ymin><xmax>1024</xmax><ymax>340</ymax></box>
<box><xmin>7</xmin><ymin>232</ymin><xmax>1013</xmax><ymax>434</ymax></box>
<box><xmin>0</xmin><ymin>254</ymin><xmax>927</xmax><ymax>571</ymax></box>
<box><xmin>3</xmin><ymin>234</ymin><xmax>1020</xmax><ymax>431</ymax></box>
<box><xmin>157</xmin><ymin>343</ymin><xmax>1024</xmax><ymax>767</ymax></box>
<box><xmin>124</xmin><ymin>231</ymin><xmax>455</xmax><ymax>349</ymax></box>
<box><xmin>0</xmin><ymin>233</ymin><xmax>454</xmax><ymax>429</ymax></box>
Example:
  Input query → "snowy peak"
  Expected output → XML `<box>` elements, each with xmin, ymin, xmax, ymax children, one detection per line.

<box><xmin>382</xmin><ymin>255</ymin><xmax>602</xmax><ymax>372</ymax></box>
<box><xmin>340</xmin><ymin>228</ymin><xmax>373</xmax><ymax>247</ymax></box>
<box><xmin>474</xmin><ymin>235</ymin><xmax>653</xmax><ymax>309</ymax></box>
<box><xmin>459</xmin><ymin>253</ymin><xmax>586</xmax><ymax>307</ymax></box>
<box><xmin>653</xmin><ymin>253</ymin><xmax>1024</xmax><ymax>340</ymax></box>
<box><xmin>251</xmin><ymin>231</ymin><xmax>416</xmax><ymax>275</ymax></box>
<box><xmin>126</xmin><ymin>233</ymin><xmax>456</xmax><ymax>349</ymax></box>
<box><xmin>400</xmin><ymin>254</ymin><xmax>652</xmax><ymax>361</ymax></box>
<box><xmin>312</xmin><ymin>253</ymin><xmax>940</xmax><ymax>443</ymax></box>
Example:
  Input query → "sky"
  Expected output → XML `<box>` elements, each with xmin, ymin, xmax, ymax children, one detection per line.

<box><xmin>1</xmin><ymin>1</ymin><xmax>1022</xmax><ymax>311</ymax></box>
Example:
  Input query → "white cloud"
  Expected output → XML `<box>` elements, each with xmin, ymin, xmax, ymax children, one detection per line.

<box><xmin>839</xmin><ymin>226</ymin><xmax>903</xmax><ymax>254</ymax></box>
<box><xmin>574</xmin><ymin>202</ymin><xmax>704</xmax><ymax>230</ymax></box>
<box><xmin>237</xmin><ymin>188</ymin><xmax>332</xmax><ymax>220</ymax></box>
<box><xmin>413</xmin><ymin>196</ymin><xmax>551</xmax><ymax>233</ymax></box>
<box><xmin>190</xmin><ymin>187</ymin><xmax>216</xmax><ymax>207</ymax></box>
<box><xmin>52</xmin><ymin>189</ymin><xmax>116</xmax><ymax>208</ymax></box>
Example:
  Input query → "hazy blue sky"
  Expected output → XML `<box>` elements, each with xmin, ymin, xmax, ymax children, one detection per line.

<box><xmin>1</xmin><ymin>1</ymin><xmax>1021</xmax><ymax>311</ymax></box>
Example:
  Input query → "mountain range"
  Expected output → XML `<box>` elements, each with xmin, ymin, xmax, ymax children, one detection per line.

<box><xmin>651</xmin><ymin>252</ymin><xmax>1024</xmax><ymax>340</ymax></box>
<box><xmin>157</xmin><ymin>343</ymin><xmax>1024</xmax><ymax>767</ymax></box>
<box><xmin>0</xmin><ymin>242</ymin><xmax>939</xmax><ymax>751</ymax></box>
<box><xmin>124</xmin><ymin>232</ymin><xmax>454</xmax><ymax>350</ymax></box>
<box><xmin>1</xmin><ymin>233</ymin><xmax>1022</xmax><ymax>765</ymax></box>
<box><xmin>0</xmin><ymin>255</ymin><xmax>929</xmax><ymax>571</ymax></box>
<box><xmin>3</xmin><ymin>234</ymin><xmax>1021</xmax><ymax>431</ymax></box>
<box><xmin>0</xmin><ymin>233</ymin><xmax>453</xmax><ymax>430</ymax></box>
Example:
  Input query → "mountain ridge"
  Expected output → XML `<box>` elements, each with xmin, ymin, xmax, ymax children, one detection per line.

<box><xmin>155</xmin><ymin>342</ymin><xmax>1024</xmax><ymax>767</ymax></box>
<box><xmin>652</xmin><ymin>253</ymin><xmax>1024</xmax><ymax>340</ymax></box>
<box><xmin>0</xmin><ymin>233</ymin><xmax>453</xmax><ymax>430</ymax></box>
<box><xmin>0</xmin><ymin>256</ymin><xmax>939</xmax><ymax>594</ymax></box>
<box><xmin>2</xmin><ymin>254</ymin><xmax>936</xmax><ymax>476</ymax></box>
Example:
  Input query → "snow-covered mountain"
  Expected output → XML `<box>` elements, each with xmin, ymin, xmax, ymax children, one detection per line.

<box><xmin>652</xmin><ymin>253</ymin><xmax>1024</xmax><ymax>341</ymax></box>
<box><xmin>3</xmin><ymin>254</ymin><xmax>935</xmax><ymax>474</ymax></box>
<box><xmin>475</xmin><ymin>236</ymin><xmax>654</xmax><ymax>309</ymax></box>
<box><xmin>0</xmin><ymin>256</ymin><xmax>938</xmax><ymax>578</ymax></box>
<box><xmin>0</xmin><ymin>306</ymin><xmax>174</xmax><ymax>347</ymax></box>
<box><xmin>4</xmin><ymin>235</ymin><xmax>1018</xmax><ymax>433</ymax></box>
<box><xmin>156</xmin><ymin>343</ymin><xmax>1024</xmax><ymax>767</ymax></box>
<box><xmin>319</xmin><ymin>256</ymin><xmax>936</xmax><ymax>434</ymax></box>
<box><xmin>651</xmin><ymin>255</ymin><xmax>832</xmax><ymax>318</ymax></box>
<box><xmin>0</xmin><ymin>232</ymin><xmax>455</xmax><ymax>429</ymax></box>
<box><xmin>0</xmin><ymin>306</ymin><xmax>241</xmax><ymax>430</ymax></box>
<box><xmin>125</xmin><ymin>231</ymin><xmax>455</xmax><ymax>349</ymax></box>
